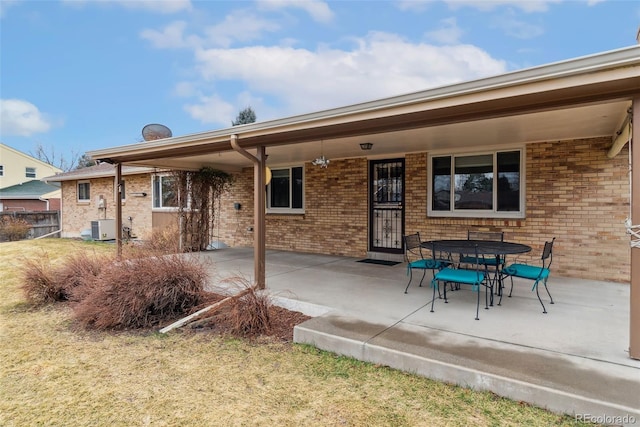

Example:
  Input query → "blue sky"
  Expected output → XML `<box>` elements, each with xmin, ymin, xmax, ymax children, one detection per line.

<box><xmin>1</xmin><ymin>0</ymin><xmax>639</xmax><ymax>168</ymax></box>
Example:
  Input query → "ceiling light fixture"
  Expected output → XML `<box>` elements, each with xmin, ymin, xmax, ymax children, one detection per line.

<box><xmin>312</xmin><ymin>140</ymin><xmax>330</xmax><ymax>168</ymax></box>
<box><xmin>360</xmin><ymin>142</ymin><xmax>373</xmax><ymax>150</ymax></box>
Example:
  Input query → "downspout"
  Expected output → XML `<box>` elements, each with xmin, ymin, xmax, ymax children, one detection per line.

<box><xmin>115</xmin><ymin>163</ymin><xmax>123</xmax><ymax>259</ymax></box>
<box><xmin>230</xmin><ymin>134</ymin><xmax>266</xmax><ymax>289</ymax></box>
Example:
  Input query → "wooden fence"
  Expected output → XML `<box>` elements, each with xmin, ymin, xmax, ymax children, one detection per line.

<box><xmin>0</xmin><ymin>211</ymin><xmax>60</xmax><ymax>240</ymax></box>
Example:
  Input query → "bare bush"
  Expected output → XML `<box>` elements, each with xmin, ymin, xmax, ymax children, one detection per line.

<box><xmin>0</xmin><ymin>216</ymin><xmax>31</xmax><ymax>241</ymax></box>
<box><xmin>57</xmin><ymin>251</ymin><xmax>111</xmax><ymax>302</ymax></box>
<box><xmin>73</xmin><ymin>254</ymin><xmax>208</xmax><ymax>330</ymax></box>
<box><xmin>226</xmin><ymin>280</ymin><xmax>273</xmax><ymax>337</ymax></box>
<box><xmin>125</xmin><ymin>224</ymin><xmax>181</xmax><ymax>257</ymax></box>
<box><xmin>21</xmin><ymin>251</ymin><xmax>109</xmax><ymax>305</ymax></box>
<box><xmin>20</xmin><ymin>254</ymin><xmax>63</xmax><ymax>305</ymax></box>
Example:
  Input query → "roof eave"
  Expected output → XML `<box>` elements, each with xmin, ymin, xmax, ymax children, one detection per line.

<box><xmin>87</xmin><ymin>45</ymin><xmax>640</xmax><ymax>164</ymax></box>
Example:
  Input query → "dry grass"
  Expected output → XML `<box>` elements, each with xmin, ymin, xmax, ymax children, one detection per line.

<box><xmin>0</xmin><ymin>239</ymin><xmax>599</xmax><ymax>427</ymax></box>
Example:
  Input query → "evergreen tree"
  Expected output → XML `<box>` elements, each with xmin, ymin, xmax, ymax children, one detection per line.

<box><xmin>232</xmin><ymin>107</ymin><xmax>256</xmax><ymax>126</ymax></box>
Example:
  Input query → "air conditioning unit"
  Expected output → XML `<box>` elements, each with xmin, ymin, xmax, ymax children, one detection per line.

<box><xmin>91</xmin><ymin>219</ymin><xmax>116</xmax><ymax>241</ymax></box>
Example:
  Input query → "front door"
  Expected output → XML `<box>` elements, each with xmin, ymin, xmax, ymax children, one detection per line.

<box><xmin>369</xmin><ymin>159</ymin><xmax>405</xmax><ymax>254</ymax></box>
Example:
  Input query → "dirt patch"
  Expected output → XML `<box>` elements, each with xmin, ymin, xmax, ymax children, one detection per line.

<box><xmin>185</xmin><ymin>293</ymin><xmax>312</xmax><ymax>343</ymax></box>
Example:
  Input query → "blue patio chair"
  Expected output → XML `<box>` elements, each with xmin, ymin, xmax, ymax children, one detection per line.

<box><xmin>430</xmin><ymin>243</ymin><xmax>487</xmax><ymax>320</ymax></box>
<box><xmin>461</xmin><ymin>230</ymin><xmax>505</xmax><ymax>296</ymax></box>
<box><xmin>500</xmin><ymin>237</ymin><xmax>556</xmax><ymax>313</ymax></box>
<box><xmin>403</xmin><ymin>233</ymin><xmax>448</xmax><ymax>294</ymax></box>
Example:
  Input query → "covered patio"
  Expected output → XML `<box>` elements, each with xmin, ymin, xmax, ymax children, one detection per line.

<box><xmin>86</xmin><ymin>43</ymin><xmax>640</xmax><ymax>422</ymax></box>
<box><xmin>197</xmin><ymin>247</ymin><xmax>639</xmax><ymax>423</ymax></box>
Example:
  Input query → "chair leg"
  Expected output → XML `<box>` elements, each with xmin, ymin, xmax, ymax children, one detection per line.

<box><xmin>508</xmin><ymin>276</ymin><xmax>515</xmax><ymax>297</ymax></box>
<box><xmin>533</xmin><ymin>280</ymin><xmax>547</xmax><ymax>314</ymax></box>
<box><xmin>543</xmin><ymin>278</ymin><xmax>554</xmax><ymax>304</ymax></box>
<box><xmin>418</xmin><ymin>269</ymin><xmax>427</xmax><ymax>287</ymax></box>
<box><xmin>475</xmin><ymin>285</ymin><xmax>480</xmax><ymax>320</ymax></box>
<box><xmin>404</xmin><ymin>269</ymin><xmax>413</xmax><ymax>294</ymax></box>
<box><xmin>430</xmin><ymin>279</ymin><xmax>437</xmax><ymax>312</ymax></box>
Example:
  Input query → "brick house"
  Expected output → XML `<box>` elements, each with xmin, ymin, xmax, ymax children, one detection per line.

<box><xmin>43</xmin><ymin>163</ymin><xmax>178</xmax><ymax>239</ymax></box>
<box><xmin>69</xmin><ymin>45</ymin><xmax>640</xmax><ymax>355</ymax></box>
<box><xmin>88</xmin><ymin>46</ymin><xmax>639</xmax><ymax>284</ymax></box>
<box><xmin>0</xmin><ymin>143</ymin><xmax>63</xmax><ymax>211</ymax></box>
<box><xmin>0</xmin><ymin>180</ymin><xmax>61</xmax><ymax>212</ymax></box>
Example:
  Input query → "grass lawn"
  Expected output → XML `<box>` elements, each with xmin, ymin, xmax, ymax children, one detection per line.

<box><xmin>0</xmin><ymin>239</ymin><xmax>598</xmax><ymax>426</ymax></box>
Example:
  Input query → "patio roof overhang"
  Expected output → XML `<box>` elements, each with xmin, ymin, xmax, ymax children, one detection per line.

<box><xmin>89</xmin><ymin>46</ymin><xmax>640</xmax><ymax>171</ymax></box>
<box><xmin>87</xmin><ymin>45</ymin><xmax>640</xmax><ymax>359</ymax></box>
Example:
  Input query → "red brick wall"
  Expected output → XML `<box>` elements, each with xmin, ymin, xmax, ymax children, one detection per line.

<box><xmin>219</xmin><ymin>136</ymin><xmax>630</xmax><ymax>283</ymax></box>
<box><xmin>1</xmin><ymin>199</ymin><xmax>48</xmax><ymax>211</ymax></box>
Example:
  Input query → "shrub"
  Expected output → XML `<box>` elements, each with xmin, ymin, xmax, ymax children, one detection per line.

<box><xmin>73</xmin><ymin>254</ymin><xmax>208</xmax><ymax>330</ymax></box>
<box><xmin>56</xmin><ymin>251</ymin><xmax>111</xmax><ymax>302</ymax></box>
<box><xmin>226</xmin><ymin>281</ymin><xmax>272</xmax><ymax>337</ymax></box>
<box><xmin>20</xmin><ymin>254</ymin><xmax>63</xmax><ymax>305</ymax></box>
<box><xmin>21</xmin><ymin>251</ymin><xmax>109</xmax><ymax>305</ymax></box>
<box><xmin>124</xmin><ymin>224</ymin><xmax>181</xmax><ymax>257</ymax></box>
<box><xmin>0</xmin><ymin>216</ymin><xmax>31</xmax><ymax>241</ymax></box>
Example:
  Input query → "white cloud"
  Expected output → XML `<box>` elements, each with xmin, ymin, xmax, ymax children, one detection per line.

<box><xmin>426</xmin><ymin>17</ymin><xmax>464</xmax><ymax>44</ymax></box>
<box><xmin>399</xmin><ymin>0</ymin><xmax>561</xmax><ymax>13</ymax></box>
<box><xmin>444</xmin><ymin>1</ymin><xmax>559</xmax><ymax>13</ymax></box>
<box><xmin>62</xmin><ymin>0</ymin><xmax>193</xmax><ymax>14</ymax></box>
<box><xmin>204</xmin><ymin>10</ymin><xmax>281</xmax><ymax>48</ymax></box>
<box><xmin>494</xmin><ymin>13</ymin><xmax>544</xmax><ymax>39</ymax></box>
<box><xmin>183</xmin><ymin>94</ymin><xmax>235</xmax><ymax>125</ymax></box>
<box><xmin>0</xmin><ymin>99</ymin><xmax>52</xmax><ymax>137</ymax></box>
<box><xmin>257</xmin><ymin>0</ymin><xmax>334</xmax><ymax>23</ymax></box>
<box><xmin>141</xmin><ymin>21</ymin><xmax>201</xmax><ymax>49</ymax></box>
<box><xmin>188</xmin><ymin>31</ymin><xmax>506</xmax><ymax>123</ymax></box>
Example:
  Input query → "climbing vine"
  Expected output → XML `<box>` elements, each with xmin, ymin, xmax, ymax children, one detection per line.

<box><xmin>174</xmin><ymin>167</ymin><xmax>235</xmax><ymax>252</ymax></box>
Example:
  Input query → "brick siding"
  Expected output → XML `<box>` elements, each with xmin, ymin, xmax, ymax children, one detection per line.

<box><xmin>60</xmin><ymin>174</ymin><xmax>154</xmax><ymax>239</ymax></box>
<box><xmin>217</xmin><ymin>136</ymin><xmax>630</xmax><ymax>283</ymax></box>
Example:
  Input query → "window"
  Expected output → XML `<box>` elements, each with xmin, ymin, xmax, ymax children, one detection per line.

<box><xmin>267</xmin><ymin>166</ymin><xmax>304</xmax><ymax>212</ymax></box>
<box><xmin>26</xmin><ymin>167</ymin><xmax>36</xmax><ymax>178</ymax></box>
<box><xmin>78</xmin><ymin>181</ymin><xmax>90</xmax><ymax>202</ymax></box>
<box><xmin>153</xmin><ymin>175</ymin><xmax>178</xmax><ymax>208</ymax></box>
<box><xmin>428</xmin><ymin>149</ymin><xmax>524</xmax><ymax>218</ymax></box>
<box><xmin>0</xmin><ymin>165</ymin><xmax>4</xmax><ymax>176</ymax></box>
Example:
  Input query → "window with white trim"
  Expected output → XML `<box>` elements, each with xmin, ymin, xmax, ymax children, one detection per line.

<box><xmin>153</xmin><ymin>175</ymin><xmax>178</xmax><ymax>209</ymax></box>
<box><xmin>26</xmin><ymin>167</ymin><xmax>36</xmax><ymax>178</ymax></box>
<box><xmin>77</xmin><ymin>181</ymin><xmax>90</xmax><ymax>202</ymax></box>
<box><xmin>428</xmin><ymin>149</ymin><xmax>524</xmax><ymax>218</ymax></box>
<box><xmin>267</xmin><ymin>166</ymin><xmax>304</xmax><ymax>213</ymax></box>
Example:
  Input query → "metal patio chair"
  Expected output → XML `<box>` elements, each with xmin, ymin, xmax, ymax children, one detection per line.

<box><xmin>500</xmin><ymin>237</ymin><xmax>556</xmax><ymax>313</ymax></box>
<box><xmin>430</xmin><ymin>243</ymin><xmax>488</xmax><ymax>320</ymax></box>
<box><xmin>403</xmin><ymin>232</ymin><xmax>448</xmax><ymax>294</ymax></box>
<box><xmin>460</xmin><ymin>230</ymin><xmax>505</xmax><ymax>294</ymax></box>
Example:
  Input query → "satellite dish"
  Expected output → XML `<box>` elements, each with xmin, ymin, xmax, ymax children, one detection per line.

<box><xmin>142</xmin><ymin>123</ymin><xmax>172</xmax><ymax>141</ymax></box>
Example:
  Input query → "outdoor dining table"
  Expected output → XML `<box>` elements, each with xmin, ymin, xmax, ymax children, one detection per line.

<box><xmin>422</xmin><ymin>239</ymin><xmax>532</xmax><ymax>304</ymax></box>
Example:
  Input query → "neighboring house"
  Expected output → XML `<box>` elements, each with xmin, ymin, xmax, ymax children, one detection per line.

<box><xmin>0</xmin><ymin>143</ymin><xmax>62</xmax><ymax>190</ymax></box>
<box><xmin>0</xmin><ymin>180</ymin><xmax>61</xmax><ymax>212</ymax></box>
<box><xmin>0</xmin><ymin>143</ymin><xmax>63</xmax><ymax>212</ymax></box>
<box><xmin>43</xmin><ymin>163</ymin><xmax>175</xmax><ymax>239</ymax></box>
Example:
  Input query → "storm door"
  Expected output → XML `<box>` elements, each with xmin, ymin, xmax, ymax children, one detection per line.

<box><xmin>369</xmin><ymin>159</ymin><xmax>405</xmax><ymax>254</ymax></box>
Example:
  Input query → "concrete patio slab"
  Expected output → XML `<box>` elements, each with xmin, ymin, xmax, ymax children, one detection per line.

<box><xmin>195</xmin><ymin>248</ymin><xmax>640</xmax><ymax>426</ymax></box>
